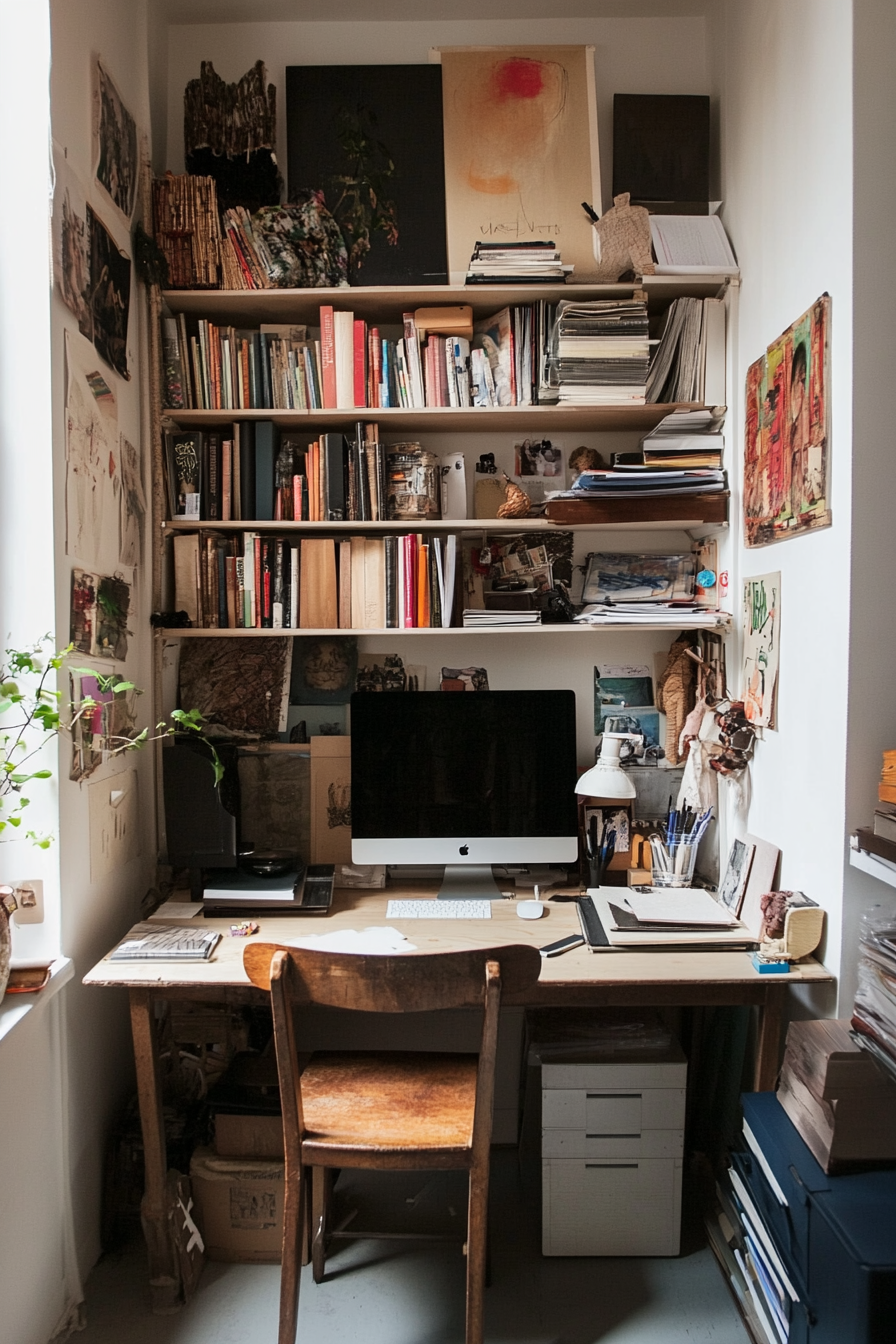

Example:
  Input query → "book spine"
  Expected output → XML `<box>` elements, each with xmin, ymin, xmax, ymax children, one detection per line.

<box><xmin>289</xmin><ymin>546</ymin><xmax>300</xmax><ymax>628</ymax></box>
<box><xmin>417</xmin><ymin>539</ymin><xmax>429</xmax><ymax>626</ymax></box>
<box><xmin>384</xmin><ymin>534</ymin><xmax>398</xmax><ymax>628</ymax></box>
<box><xmin>402</xmin><ymin>534</ymin><xmax>416</xmax><ymax>627</ymax></box>
<box><xmin>338</xmin><ymin>539</ymin><xmax>353</xmax><ymax>629</ymax></box>
<box><xmin>353</xmin><ymin>318</ymin><xmax>367</xmax><ymax>408</ymax></box>
<box><xmin>253</xmin><ymin>535</ymin><xmax>263</xmax><ymax>628</ymax></box>
<box><xmin>272</xmin><ymin>538</ymin><xmax>284</xmax><ymax>629</ymax></box>
<box><xmin>322</xmin><ymin>433</ymin><xmax>346</xmax><ymax>521</ymax></box>
<box><xmin>225</xmin><ymin>554</ymin><xmax>237</xmax><ymax>628</ymax></box>
<box><xmin>320</xmin><ymin>305</ymin><xmax>337</xmax><ymax>408</ymax></box>
<box><xmin>235</xmin><ymin>555</ymin><xmax>245</xmax><ymax>627</ymax></box>
<box><xmin>254</xmin><ymin>421</ymin><xmax>277</xmax><ymax>521</ymax></box>
<box><xmin>222</xmin><ymin>437</ymin><xmax>232</xmax><ymax>522</ymax></box>
<box><xmin>216</xmin><ymin>541</ymin><xmax>228</xmax><ymax>627</ymax></box>
<box><xmin>161</xmin><ymin>317</ymin><xmax>186</xmax><ymax>410</ymax></box>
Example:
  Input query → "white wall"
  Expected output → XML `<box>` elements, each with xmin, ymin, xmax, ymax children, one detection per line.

<box><xmin>710</xmin><ymin>0</ymin><xmax>853</xmax><ymax>1006</ymax></box>
<box><xmin>842</xmin><ymin>0</ymin><xmax>896</xmax><ymax>1003</ymax></box>
<box><xmin>49</xmin><ymin>0</ymin><xmax>157</xmax><ymax>1286</ymax></box>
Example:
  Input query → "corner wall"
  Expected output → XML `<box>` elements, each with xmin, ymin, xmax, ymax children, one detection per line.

<box><xmin>49</xmin><ymin>0</ymin><xmax>157</xmax><ymax>1286</ymax></box>
<box><xmin>710</xmin><ymin>0</ymin><xmax>853</xmax><ymax>1005</ymax></box>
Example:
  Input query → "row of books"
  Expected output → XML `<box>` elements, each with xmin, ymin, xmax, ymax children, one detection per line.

<box><xmin>162</xmin><ymin>303</ymin><xmax>558</xmax><ymax>412</ymax></box>
<box><xmin>171</xmin><ymin>531</ymin><xmax>458</xmax><ymax>631</ymax></box>
<box><xmin>165</xmin><ymin>423</ymin><xmax>392</xmax><ymax>524</ymax></box>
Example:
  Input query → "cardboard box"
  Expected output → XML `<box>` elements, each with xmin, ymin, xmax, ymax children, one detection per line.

<box><xmin>213</xmin><ymin>1112</ymin><xmax>284</xmax><ymax>1161</ymax></box>
<box><xmin>190</xmin><ymin>1146</ymin><xmax>284</xmax><ymax>1262</ymax></box>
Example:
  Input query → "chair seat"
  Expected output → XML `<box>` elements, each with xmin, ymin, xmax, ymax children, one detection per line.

<box><xmin>299</xmin><ymin>1051</ymin><xmax>478</xmax><ymax>1161</ymax></box>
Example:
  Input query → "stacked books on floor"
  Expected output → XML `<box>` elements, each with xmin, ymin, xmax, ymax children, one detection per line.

<box><xmin>465</xmin><ymin>240</ymin><xmax>573</xmax><ymax>283</ymax></box>
<box><xmin>161</xmin><ymin>304</ymin><xmax>558</xmax><ymax>411</ymax></box>
<box><xmin>165</xmin><ymin>422</ymin><xmax>396</xmax><ymax>524</ymax></box>
<box><xmin>552</xmin><ymin>298</ymin><xmax>650</xmax><ymax>404</ymax></box>
<box><xmin>171</xmin><ymin>531</ymin><xmax>457</xmax><ymax>631</ymax></box>
<box><xmin>852</xmin><ymin>906</ymin><xmax>896</xmax><ymax>1084</ymax></box>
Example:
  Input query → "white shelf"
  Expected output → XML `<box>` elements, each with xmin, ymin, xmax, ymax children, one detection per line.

<box><xmin>160</xmin><ymin>620</ymin><xmax>730</xmax><ymax>639</ymax></box>
<box><xmin>850</xmin><ymin>843</ymin><xmax>896</xmax><ymax>889</ymax></box>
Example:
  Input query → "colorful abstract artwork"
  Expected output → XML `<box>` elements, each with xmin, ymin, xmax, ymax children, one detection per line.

<box><xmin>742</xmin><ymin>572</ymin><xmax>780</xmax><ymax>729</ymax></box>
<box><xmin>744</xmin><ymin>294</ymin><xmax>831</xmax><ymax>546</ymax></box>
<box><xmin>438</xmin><ymin>46</ymin><xmax>601</xmax><ymax>284</ymax></box>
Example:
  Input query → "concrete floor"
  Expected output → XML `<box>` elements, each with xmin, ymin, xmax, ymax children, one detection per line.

<box><xmin>77</xmin><ymin>1155</ymin><xmax>748</xmax><ymax>1344</ymax></box>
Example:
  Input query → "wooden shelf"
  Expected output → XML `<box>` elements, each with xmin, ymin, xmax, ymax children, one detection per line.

<box><xmin>159</xmin><ymin>620</ymin><xmax>731</xmax><ymax>639</ymax></box>
<box><xmin>162</xmin><ymin>276</ymin><xmax>734</xmax><ymax>326</ymax></box>
<box><xmin>545</xmin><ymin>492</ymin><xmax>729</xmax><ymax>528</ymax></box>
<box><xmin>162</xmin><ymin>401</ymin><xmax>707</xmax><ymax>434</ymax></box>
<box><xmin>162</xmin><ymin>516</ymin><xmax>723</xmax><ymax>535</ymax></box>
<box><xmin>850</xmin><ymin>844</ymin><xmax>896</xmax><ymax>889</ymax></box>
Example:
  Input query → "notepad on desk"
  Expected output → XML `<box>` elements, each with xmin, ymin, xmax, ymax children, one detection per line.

<box><xmin>588</xmin><ymin>889</ymin><xmax>756</xmax><ymax>950</ymax></box>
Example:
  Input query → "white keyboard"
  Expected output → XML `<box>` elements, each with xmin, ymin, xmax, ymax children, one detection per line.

<box><xmin>386</xmin><ymin>899</ymin><xmax>492</xmax><ymax>919</ymax></box>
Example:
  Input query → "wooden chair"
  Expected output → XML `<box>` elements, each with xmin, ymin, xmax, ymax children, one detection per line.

<box><xmin>244</xmin><ymin>942</ymin><xmax>542</xmax><ymax>1344</ymax></box>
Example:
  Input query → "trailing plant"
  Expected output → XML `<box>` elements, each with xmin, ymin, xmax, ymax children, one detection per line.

<box><xmin>329</xmin><ymin>104</ymin><xmax>399</xmax><ymax>273</ymax></box>
<box><xmin>0</xmin><ymin>640</ymin><xmax>220</xmax><ymax>848</ymax></box>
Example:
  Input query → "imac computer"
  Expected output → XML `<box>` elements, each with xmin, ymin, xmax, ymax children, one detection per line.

<box><xmin>350</xmin><ymin>690</ymin><xmax>579</xmax><ymax>899</ymax></box>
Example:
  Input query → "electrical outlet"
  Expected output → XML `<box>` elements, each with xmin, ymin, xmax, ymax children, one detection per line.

<box><xmin>12</xmin><ymin>879</ymin><xmax>44</xmax><ymax>924</ymax></box>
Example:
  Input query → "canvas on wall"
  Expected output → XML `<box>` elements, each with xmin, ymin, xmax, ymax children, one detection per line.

<box><xmin>52</xmin><ymin>144</ymin><xmax>92</xmax><ymax>338</ymax></box>
<box><xmin>437</xmin><ymin>46</ymin><xmax>601</xmax><ymax>285</ymax></box>
<box><xmin>742</xmin><ymin>572</ymin><xmax>780</xmax><ymax>729</ymax></box>
<box><xmin>87</xmin><ymin>205</ymin><xmax>131</xmax><ymax>380</ymax></box>
<box><xmin>744</xmin><ymin>294</ymin><xmax>831</xmax><ymax>546</ymax></box>
<box><xmin>285</xmin><ymin>65</ymin><xmax>448</xmax><ymax>286</ymax></box>
<box><xmin>94</xmin><ymin>58</ymin><xmax>138</xmax><ymax>222</ymax></box>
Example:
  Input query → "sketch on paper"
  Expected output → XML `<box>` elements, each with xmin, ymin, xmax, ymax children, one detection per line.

<box><xmin>65</xmin><ymin>331</ymin><xmax>119</xmax><ymax>568</ymax></box>
<box><xmin>742</xmin><ymin>572</ymin><xmax>780</xmax><ymax>729</ymax></box>
<box><xmin>94</xmin><ymin>59</ymin><xmax>138</xmax><ymax>221</ymax></box>
<box><xmin>52</xmin><ymin>145</ymin><xmax>92</xmax><ymax>337</ymax></box>
<box><xmin>438</xmin><ymin>46</ymin><xmax>600</xmax><ymax>284</ymax></box>
<box><xmin>87</xmin><ymin>205</ymin><xmax>131</xmax><ymax>380</ymax></box>
<box><xmin>744</xmin><ymin>294</ymin><xmax>831</xmax><ymax>546</ymax></box>
<box><xmin>70</xmin><ymin>568</ymin><xmax>131</xmax><ymax>661</ymax></box>
<box><xmin>118</xmin><ymin>436</ymin><xmax>146</xmax><ymax>568</ymax></box>
<box><xmin>717</xmin><ymin>838</ymin><xmax>755</xmax><ymax>914</ymax></box>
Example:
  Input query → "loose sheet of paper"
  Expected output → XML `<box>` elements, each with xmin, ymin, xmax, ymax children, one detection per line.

<box><xmin>285</xmin><ymin>926</ymin><xmax>417</xmax><ymax>954</ymax></box>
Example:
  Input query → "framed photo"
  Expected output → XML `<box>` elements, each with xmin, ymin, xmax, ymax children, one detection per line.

<box><xmin>717</xmin><ymin>838</ymin><xmax>755</xmax><ymax>915</ymax></box>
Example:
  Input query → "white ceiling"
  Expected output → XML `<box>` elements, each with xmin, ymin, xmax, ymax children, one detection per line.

<box><xmin>159</xmin><ymin>0</ymin><xmax>710</xmax><ymax>24</ymax></box>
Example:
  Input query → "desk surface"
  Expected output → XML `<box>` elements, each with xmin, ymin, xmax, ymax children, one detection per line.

<box><xmin>83</xmin><ymin>884</ymin><xmax>832</xmax><ymax>997</ymax></box>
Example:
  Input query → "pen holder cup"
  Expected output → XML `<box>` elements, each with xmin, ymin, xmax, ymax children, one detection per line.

<box><xmin>650</xmin><ymin>838</ymin><xmax>698</xmax><ymax>888</ymax></box>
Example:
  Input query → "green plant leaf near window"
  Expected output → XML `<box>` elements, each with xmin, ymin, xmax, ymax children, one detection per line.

<box><xmin>0</xmin><ymin>639</ymin><xmax>219</xmax><ymax>846</ymax></box>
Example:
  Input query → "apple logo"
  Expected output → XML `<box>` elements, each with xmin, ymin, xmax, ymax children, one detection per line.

<box><xmin>459</xmin><ymin>844</ymin><xmax>469</xmax><ymax>855</ymax></box>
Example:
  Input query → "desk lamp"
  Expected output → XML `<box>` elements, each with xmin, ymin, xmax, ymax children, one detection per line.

<box><xmin>574</xmin><ymin>733</ymin><xmax>637</xmax><ymax>801</ymax></box>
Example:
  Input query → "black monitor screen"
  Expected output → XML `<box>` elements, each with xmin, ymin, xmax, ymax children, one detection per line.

<box><xmin>350</xmin><ymin>690</ymin><xmax>578</xmax><ymax>866</ymax></box>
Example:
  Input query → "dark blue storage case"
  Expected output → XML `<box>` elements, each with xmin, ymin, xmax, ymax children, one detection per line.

<box><xmin>735</xmin><ymin>1092</ymin><xmax>896</xmax><ymax>1344</ymax></box>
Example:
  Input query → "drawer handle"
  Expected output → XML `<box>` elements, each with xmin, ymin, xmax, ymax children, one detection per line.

<box><xmin>586</xmin><ymin>1093</ymin><xmax>641</xmax><ymax>1100</ymax></box>
<box><xmin>585</xmin><ymin>1162</ymin><xmax>639</xmax><ymax>1169</ymax></box>
<box><xmin>585</xmin><ymin>1132</ymin><xmax>640</xmax><ymax>1139</ymax></box>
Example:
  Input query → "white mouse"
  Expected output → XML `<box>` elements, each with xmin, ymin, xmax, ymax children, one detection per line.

<box><xmin>516</xmin><ymin>885</ymin><xmax>545</xmax><ymax>920</ymax></box>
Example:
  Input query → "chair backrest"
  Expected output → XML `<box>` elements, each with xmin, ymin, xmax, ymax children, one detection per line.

<box><xmin>244</xmin><ymin>943</ymin><xmax>542</xmax><ymax>1013</ymax></box>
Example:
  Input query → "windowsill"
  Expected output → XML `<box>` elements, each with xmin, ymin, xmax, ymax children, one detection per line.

<box><xmin>0</xmin><ymin>958</ymin><xmax>74</xmax><ymax>1048</ymax></box>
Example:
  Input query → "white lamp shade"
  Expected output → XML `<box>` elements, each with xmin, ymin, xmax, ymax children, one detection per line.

<box><xmin>575</xmin><ymin>734</ymin><xmax>637</xmax><ymax>800</ymax></box>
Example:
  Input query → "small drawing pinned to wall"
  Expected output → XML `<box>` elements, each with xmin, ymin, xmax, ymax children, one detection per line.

<box><xmin>742</xmin><ymin>572</ymin><xmax>780</xmax><ymax>730</ymax></box>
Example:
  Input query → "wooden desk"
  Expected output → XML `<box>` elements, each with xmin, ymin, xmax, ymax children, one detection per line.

<box><xmin>84</xmin><ymin>885</ymin><xmax>832</xmax><ymax>1309</ymax></box>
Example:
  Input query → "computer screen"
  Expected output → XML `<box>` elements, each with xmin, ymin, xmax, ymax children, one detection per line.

<box><xmin>351</xmin><ymin>690</ymin><xmax>579</xmax><ymax>896</ymax></box>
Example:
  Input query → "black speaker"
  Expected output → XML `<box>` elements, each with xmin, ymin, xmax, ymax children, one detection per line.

<box><xmin>162</xmin><ymin>738</ymin><xmax>239</xmax><ymax>870</ymax></box>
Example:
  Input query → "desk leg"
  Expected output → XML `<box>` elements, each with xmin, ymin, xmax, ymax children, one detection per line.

<box><xmin>754</xmin><ymin>984</ymin><xmax>785</xmax><ymax>1092</ymax></box>
<box><xmin>130</xmin><ymin>990</ymin><xmax>202</xmax><ymax>1312</ymax></box>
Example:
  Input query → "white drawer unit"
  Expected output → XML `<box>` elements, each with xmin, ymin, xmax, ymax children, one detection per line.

<box><xmin>541</xmin><ymin>1044</ymin><xmax>687</xmax><ymax>1256</ymax></box>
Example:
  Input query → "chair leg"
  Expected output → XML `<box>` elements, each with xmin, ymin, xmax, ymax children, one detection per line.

<box><xmin>465</xmin><ymin>1158</ymin><xmax>489</xmax><ymax>1344</ymax></box>
<box><xmin>279</xmin><ymin>1161</ymin><xmax>306</xmax><ymax>1344</ymax></box>
<box><xmin>311</xmin><ymin>1166</ymin><xmax>332</xmax><ymax>1284</ymax></box>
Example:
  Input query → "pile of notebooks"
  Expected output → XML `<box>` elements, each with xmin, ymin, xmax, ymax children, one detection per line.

<box><xmin>636</xmin><ymin>407</ymin><xmax>724</xmax><ymax>469</ymax></box>
<box><xmin>567</xmin><ymin>464</ymin><xmax>727</xmax><ymax>499</ymax></box>
<box><xmin>552</xmin><ymin>298</ymin><xmax>650</xmax><ymax>404</ymax></box>
<box><xmin>465</xmin><ymin>240</ymin><xmax>573</xmax><ymax>283</ymax></box>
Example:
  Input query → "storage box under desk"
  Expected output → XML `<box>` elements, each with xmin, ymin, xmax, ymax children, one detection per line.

<box><xmin>541</xmin><ymin>1046</ymin><xmax>687</xmax><ymax>1256</ymax></box>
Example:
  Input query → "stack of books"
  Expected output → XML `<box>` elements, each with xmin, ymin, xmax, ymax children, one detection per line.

<box><xmin>465</xmin><ymin>240</ymin><xmax>572</xmax><ymax>283</ymax></box>
<box><xmin>462</xmin><ymin>609</ymin><xmax>541</xmax><ymax>628</ymax></box>
<box><xmin>637</xmin><ymin>407</ymin><xmax>724</xmax><ymax>468</ymax></box>
<box><xmin>567</xmin><ymin>465</ymin><xmax>727</xmax><ymax>500</ymax></box>
<box><xmin>552</xmin><ymin>298</ymin><xmax>650</xmax><ymax>404</ymax></box>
